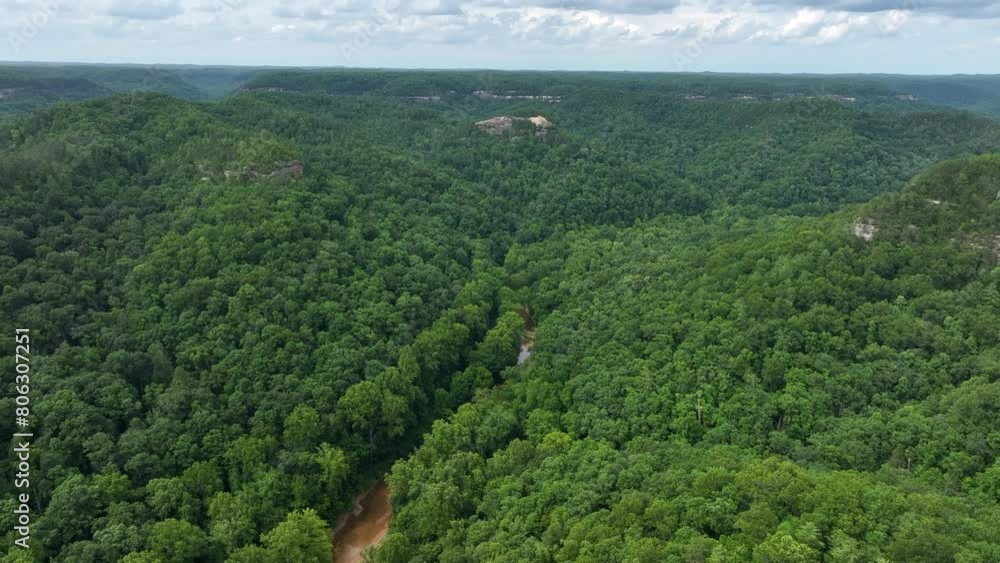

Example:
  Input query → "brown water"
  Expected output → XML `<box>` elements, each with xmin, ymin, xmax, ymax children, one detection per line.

<box><xmin>332</xmin><ymin>479</ymin><xmax>392</xmax><ymax>563</ymax></box>
<box><xmin>332</xmin><ymin>308</ymin><xmax>535</xmax><ymax>560</ymax></box>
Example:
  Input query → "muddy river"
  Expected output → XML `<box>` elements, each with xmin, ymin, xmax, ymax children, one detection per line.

<box><xmin>332</xmin><ymin>307</ymin><xmax>536</xmax><ymax>561</ymax></box>
<box><xmin>332</xmin><ymin>479</ymin><xmax>392</xmax><ymax>563</ymax></box>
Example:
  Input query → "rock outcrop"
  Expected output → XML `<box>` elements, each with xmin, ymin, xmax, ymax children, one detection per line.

<box><xmin>850</xmin><ymin>154</ymin><xmax>1000</xmax><ymax>260</ymax></box>
<box><xmin>269</xmin><ymin>160</ymin><xmax>304</xmax><ymax>178</ymax></box>
<box><xmin>473</xmin><ymin>91</ymin><xmax>561</xmax><ymax>102</ymax></box>
<box><xmin>853</xmin><ymin>219</ymin><xmax>878</xmax><ymax>241</ymax></box>
<box><xmin>475</xmin><ymin>115</ymin><xmax>552</xmax><ymax>135</ymax></box>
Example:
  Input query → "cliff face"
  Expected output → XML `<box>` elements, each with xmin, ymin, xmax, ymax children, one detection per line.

<box><xmin>475</xmin><ymin>115</ymin><xmax>551</xmax><ymax>135</ymax></box>
<box><xmin>853</xmin><ymin>154</ymin><xmax>1000</xmax><ymax>259</ymax></box>
<box><xmin>475</xmin><ymin>116</ymin><xmax>515</xmax><ymax>134</ymax></box>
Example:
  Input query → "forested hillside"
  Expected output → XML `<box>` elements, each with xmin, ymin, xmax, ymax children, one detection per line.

<box><xmin>5</xmin><ymin>65</ymin><xmax>1000</xmax><ymax>119</ymax></box>
<box><xmin>874</xmin><ymin>75</ymin><xmax>1000</xmax><ymax>118</ymax></box>
<box><xmin>381</xmin><ymin>156</ymin><xmax>1000</xmax><ymax>562</ymax></box>
<box><xmin>1</xmin><ymin>68</ymin><xmax>999</xmax><ymax>562</ymax></box>
<box><xmin>0</xmin><ymin>65</ymin><xmax>257</xmax><ymax>115</ymax></box>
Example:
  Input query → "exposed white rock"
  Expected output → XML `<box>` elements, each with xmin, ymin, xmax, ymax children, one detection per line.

<box><xmin>854</xmin><ymin>219</ymin><xmax>878</xmax><ymax>241</ymax></box>
<box><xmin>528</xmin><ymin>115</ymin><xmax>551</xmax><ymax>128</ymax></box>
<box><xmin>472</xmin><ymin>91</ymin><xmax>561</xmax><ymax>102</ymax></box>
<box><xmin>475</xmin><ymin>116</ymin><xmax>515</xmax><ymax>133</ymax></box>
<box><xmin>475</xmin><ymin>115</ymin><xmax>551</xmax><ymax>135</ymax></box>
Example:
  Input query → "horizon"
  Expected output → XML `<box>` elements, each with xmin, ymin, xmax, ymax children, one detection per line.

<box><xmin>2</xmin><ymin>60</ymin><xmax>1000</xmax><ymax>78</ymax></box>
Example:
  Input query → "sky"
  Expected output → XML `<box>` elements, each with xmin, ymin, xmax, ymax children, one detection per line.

<box><xmin>2</xmin><ymin>0</ymin><xmax>1000</xmax><ymax>74</ymax></box>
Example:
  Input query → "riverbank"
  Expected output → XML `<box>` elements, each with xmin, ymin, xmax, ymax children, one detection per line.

<box><xmin>332</xmin><ymin>479</ymin><xmax>392</xmax><ymax>563</ymax></box>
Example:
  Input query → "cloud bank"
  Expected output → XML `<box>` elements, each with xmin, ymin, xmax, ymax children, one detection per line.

<box><xmin>1</xmin><ymin>0</ymin><xmax>998</xmax><ymax>73</ymax></box>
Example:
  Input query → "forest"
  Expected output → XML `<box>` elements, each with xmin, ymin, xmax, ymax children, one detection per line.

<box><xmin>1</xmin><ymin>66</ymin><xmax>999</xmax><ymax>562</ymax></box>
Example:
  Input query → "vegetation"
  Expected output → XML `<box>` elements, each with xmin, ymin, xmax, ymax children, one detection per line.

<box><xmin>0</xmin><ymin>66</ymin><xmax>999</xmax><ymax>562</ymax></box>
<box><xmin>0</xmin><ymin>64</ymin><xmax>257</xmax><ymax>114</ymax></box>
<box><xmin>383</xmin><ymin>157</ymin><xmax>1000</xmax><ymax>561</ymax></box>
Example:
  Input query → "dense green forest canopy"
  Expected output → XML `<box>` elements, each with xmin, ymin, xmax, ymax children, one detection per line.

<box><xmin>0</xmin><ymin>64</ymin><xmax>259</xmax><ymax>114</ymax></box>
<box><xmin>873</xmin><ymin>75</ymin><xmax>1000</xmax><ymax>118</ymax></box>
<box><xmin>1</xmin><ymin>66</ymin><xmax>999</xmax><ymax>562</ymax></box>
<box><xmin>241</xmin><ymin>69</ymin><xmax>1000</xmax><ymax>118</ymax></box>
<box><xmin>4</xmin><ymin>64</ymin><xmax>1000</xmax><ymax>118</ymax></box>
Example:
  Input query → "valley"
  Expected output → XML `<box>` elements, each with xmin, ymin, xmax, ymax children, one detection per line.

<box><xmin>0</xmin><ymin>66</ymin><xmax>998</xmax><ymax>562</ymax></box>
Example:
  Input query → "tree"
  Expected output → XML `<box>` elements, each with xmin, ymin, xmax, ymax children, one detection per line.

<box><xmin>283</xmin><ymin>405</ymin><xmax>322</xmax><ymax>452</ymax></box>
<box><xmin>471</xmin><ymin>311</ymin><xmax>524</xmax><ymax>376</ymax></box>
<box><xmin>753</xmin><ymin>531</ymin><xmax>819</xmax><ymax>563</ymax></box>
<box><xmin>149</xmin><ymin>518</ymin><xmax>222</xmax><ymax>563</ymax></box>
<box><xmin>259</xmin><ymin>509</ymin><xmax>332</xmax><ymax>563</ymax></box>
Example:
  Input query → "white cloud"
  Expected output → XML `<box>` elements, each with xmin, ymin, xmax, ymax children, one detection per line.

<box><xmin>815</xmin><ymin>21</ymin><xmax>849</xmax><ymax>43</ymax></box>
<box><xmin>780</xmin><ymin>8</ymin><xmax>827</xmax><ymax>39</ymax></box>
<box><xmin>740</xmin><ymin>8</ymin><xmax>887</xmax><ymax>45</ymax></box>
<box><xmin>661</xmin><ymin>12</ymin><xmax>758</xmax><ymax>43</ymax></box>
<box><xmin>1</xmin><ymin>0</ymin><xmax>999</xmax><ymax>72</ymax></box>
<box><xmin>758</xmin><ymin>0</ymin><xmax>1000</xmax><ymax>19</ymax></box>
<box><xmin>878</xmin><ymin>9</ymin><xmax>911</xmax><ymax>35</ymax></box>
